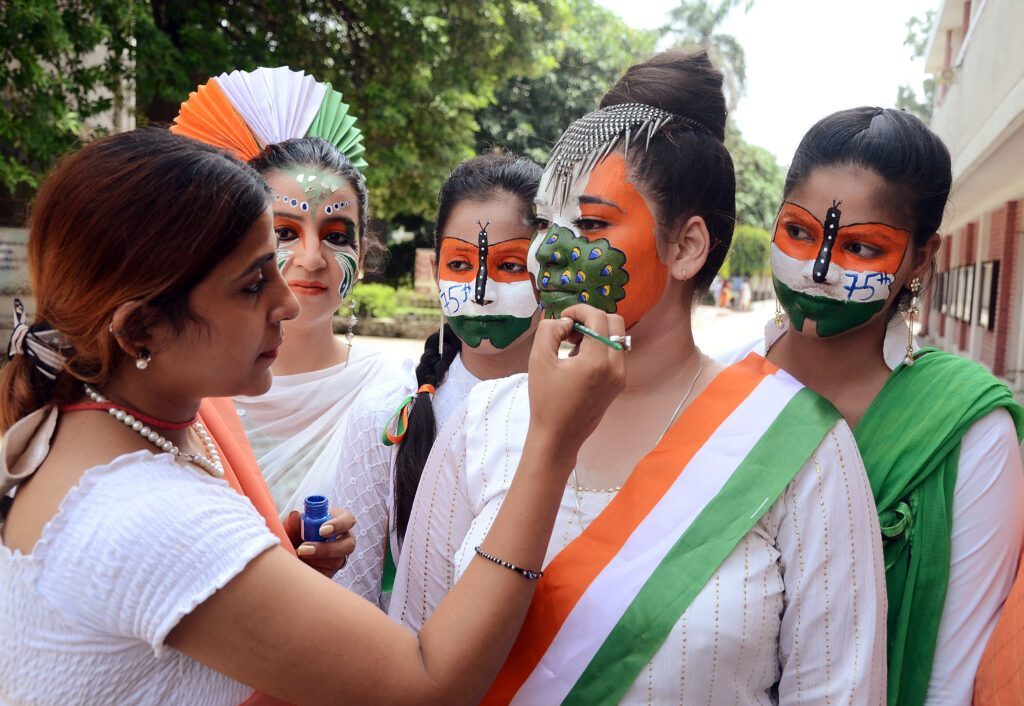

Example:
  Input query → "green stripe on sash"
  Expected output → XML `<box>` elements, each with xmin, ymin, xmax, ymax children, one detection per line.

<box><xmin>564</xmin><ymin>388</ymin><xmax>840</xmax><ymax>705</ymax></box>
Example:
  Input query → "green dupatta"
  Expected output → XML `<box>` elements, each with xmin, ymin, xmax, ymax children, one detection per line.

<box><xmin>854</xmin><ymin>347</ymin><xmax>1024</xmax><ymax>706</ymax></box>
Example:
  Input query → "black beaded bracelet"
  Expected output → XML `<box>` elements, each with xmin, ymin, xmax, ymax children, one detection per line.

<box><xmin>474</xmin><ymin>546</ymin><xmax>544</xmax><ymax>580</ymax></box>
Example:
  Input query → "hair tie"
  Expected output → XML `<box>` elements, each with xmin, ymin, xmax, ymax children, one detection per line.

<box><xmin>381</xmin><ymin>384</ymin><xmax>436</xmax><ymax>446</ymax></box>
<box><xmin>6</xmin><ymin>299</ymin><xmax>67</xmax><ymax>380</ymax></box>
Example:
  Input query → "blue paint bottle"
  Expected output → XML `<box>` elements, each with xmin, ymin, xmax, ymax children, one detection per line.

<box><xmin>301</xmin><ymin>495</ymin><xmax>331</xmax><ymax>543</ymax></box>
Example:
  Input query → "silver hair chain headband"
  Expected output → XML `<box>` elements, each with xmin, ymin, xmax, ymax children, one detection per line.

<box><xmin>7</xmin><ymin>298</ymin><xmax>67</xmax><ymax>380</ymax></box>
<box><xmin>546</xmin><ymin>102</ymin><xmax>715</xmax><ymax>210</ymax></box>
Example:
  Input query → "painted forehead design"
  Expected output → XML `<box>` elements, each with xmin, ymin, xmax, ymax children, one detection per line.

<box><xmin>544</xmin><ymin>103</ymin><xmax>713</xmax><ymax>211</ymax></box>
<box><xmin>273</xmin><ymin>193</ymin><xmax>354</xmax><ymax>216</ymax></box>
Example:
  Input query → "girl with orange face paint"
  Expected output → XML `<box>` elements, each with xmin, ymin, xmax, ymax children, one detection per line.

<box><xmin>724</xmin><ymin>107</ymin><xmax>1024</xmax><ymax>706</ymax></box>
<box><xmin>530</xmin><ymin>153</ymin><xmax>667</xmax><ymax>329</ymax></box>
<box><xmin>326</xmin><ymin>154</ymin><xmax>543</xmax><ymax>609</ymax></box>
<box><xmin>438</xmin><ymin>232</ymin><xmax>537</xmax><ymax>349</ymax></box>
<box><xmin>393</xmin><ymin>51</ymin><xmax>887</xmax><ymax>705</ymax></box>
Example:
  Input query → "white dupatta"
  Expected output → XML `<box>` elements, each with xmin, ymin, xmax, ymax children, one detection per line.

<box><xmin>235</xmin><ymin>346</ymin><xmax>401</xmax><ymax>519</ymax></box>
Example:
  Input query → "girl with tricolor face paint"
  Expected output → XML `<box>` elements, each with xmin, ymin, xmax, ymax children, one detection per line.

<box><xmin>234</xmin><ymin>138</ymin><xmax>404</xmax><ymax>520</ymax></box>
<box><xmin>736</xmin><ymin>108</ymin><xmax>1024</xmax><ymax>706</ymax></box>
<box><xmin>392</xmin><ymin>52</ymin><xmax>888</xmax><ymax>705</ymax></box>
<box><xmin>326</xmin><ymin>153</ymin><xmax>543</xmax><ymax>607</ymax></box>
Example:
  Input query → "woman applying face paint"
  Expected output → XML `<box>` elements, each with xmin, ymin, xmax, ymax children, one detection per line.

<box><xmin>0</xmin><ymin>128</ymin><xmax>626</xmax><ymax>705</ymax></box>
<box><xmin>744</xmin><ymin>108</ymin><xmax>1024</xmax><ymax>706</ymax></box>
<box><xmin>391</xmin><ymin>51</ymin><xmax>887</xmax><ymax>704</ymax></box>
<box><xmin>326</xmin><ymin>153</ymin><xmax>543</xmax><ymax>606</ymax></box>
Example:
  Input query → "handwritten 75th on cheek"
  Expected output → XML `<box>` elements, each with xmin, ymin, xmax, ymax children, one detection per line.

<box><xmin>440</xmin><ymin>283</ymin><xmax>473</xmax><ymax>316</ymax></box>
<box><xmin>843</xmin><ymin>272</ymin><xmax>894</xmax><ymax>302</ymax></box>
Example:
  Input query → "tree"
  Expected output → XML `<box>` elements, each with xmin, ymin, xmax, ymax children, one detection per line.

<box><xmin>895</xmin><ymin>10</ymin><xmax>935</xmax><ymax>124</ymax></box>
<box><xmin>661</xmin><ymin>0</ymin><xmax>752</xmax><ymax>110</ymax></box>
<box><xmin>475</xmin><ymin>0</ymin><xmax>656</xmax><ymax>164</ymax></box>
<box><xmin>726</xmin><ymin>124</ymin><xmax>783</xmax><ymax>230</ymax></box>
<box><xmin>135</xmin><ymin>1</ymin><xmax>565</xmax><ymax>220</ymax></box>
<box><xmin>0</xmin><ymin>0</ymin><xmax>143</xmax><ymax>221</ymax></box>
<box><xmin>723</xmin><ymin>223</ymin><xmax>770</xmax><ymax>278</ymax></box>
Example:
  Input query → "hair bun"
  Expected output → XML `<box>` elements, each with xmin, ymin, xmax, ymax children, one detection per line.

<box><xmin>600</xmin><ymin>50</ymin><xmax>728</xmax><ymax>142</ymax></box>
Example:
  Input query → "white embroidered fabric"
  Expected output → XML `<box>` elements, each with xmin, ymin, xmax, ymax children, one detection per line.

<box><xmin>391</xmin><ymin>373</ymin><xmax>889</xmax><ymax>704</ymax></box>
<box><xmin>234</xmin><ymin>346</ymin><xmax>403</xmax><ymax>519</ymax></box>
<box><xmin>328</xmin><ymin>353</ymin><xmax>481</xmax><ymax>607</ymax></box>
<box><xmin>721</xmin><ymin>316</ymin><xmax>1024</xmax><ymax>705</ymax></box>
<box><xmin>0</xmin><ymin>448</ymin><xmax>278</xmax><ymax>705</ymax></box>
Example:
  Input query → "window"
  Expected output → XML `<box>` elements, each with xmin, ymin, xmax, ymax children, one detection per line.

<box><xmin>963</xmin><ymin>265</ymin><xmax>975</xmax><ymax>324</ymax></box>
<box><xmin>934</xmin><ymin>272</ymin><xmax>946</xmax><ymax>313</ymax></box>
<box><xmin>977</xmin><ymin>260</ymin><xmax>1000</xmax><ymax>331</ymax></box>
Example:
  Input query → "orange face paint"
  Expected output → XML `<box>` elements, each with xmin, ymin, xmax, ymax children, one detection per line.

<box><xmin>438</xmin><ymin>238</ymin><xmax>532</xmax><ymax>284</ymax></box>
<box><xmin>773</xmin><ymin>202</ymin><xmax>910</xmax><ymax>275</ymax></box>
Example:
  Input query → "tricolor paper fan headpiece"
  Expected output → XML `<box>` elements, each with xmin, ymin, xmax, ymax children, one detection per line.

<box><xmin>171</xmin><ymin>66</ymin><xmax>367</xmax><ymax>169</ymax></box>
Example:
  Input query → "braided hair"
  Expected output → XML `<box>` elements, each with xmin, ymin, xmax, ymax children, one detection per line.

<box><xmin>393</xmin><ymin>153</ymin><xmax>542</xmax><ymax>540</ymax></box>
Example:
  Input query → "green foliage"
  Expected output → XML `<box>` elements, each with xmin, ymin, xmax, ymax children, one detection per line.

<box><xmin>351</xmin><ymin>282</ymin><xmax>399</xmax><ymax>319</ymax></box>
<box><xmin>726</xmin><ymin>125</ymin><xmax>784</xmax><ymax>230</ymax></box>
<box><xmin>135</xmin><ymin>0</ymin><xmax>564</xmax><ymax>220</ymax></box>
<box><xmin>475</xmin><ymin>0</ymin><xmax>656</xmax><ymax>164</ymax></box>
<box><xmin>662</xmin><ymin>0</ymin><xmax>752</xmax><ymax>110</ymax></box>
<box><xmin>895</xmin><ymin>11</ymin><xmax>935</xmax><ymax>124</ymax></box>
<box><xmin>0</xmin><ymin>0</ymin><xmax>144</xmax><ymax>197</ymax></box>
<box><xmin>724</xmin><ymin>224</ymin><xmax>770</xmax><ymax>278</ymax></box>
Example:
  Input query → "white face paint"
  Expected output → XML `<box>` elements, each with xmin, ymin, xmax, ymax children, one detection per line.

<box><xmin>437</xmin><ymin>279</ymin><xmax>538</xmax><ymax>319</ymax></box>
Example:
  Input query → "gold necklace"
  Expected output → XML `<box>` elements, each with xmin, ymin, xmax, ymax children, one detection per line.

<box><xmin>570</xmin><ymin>354</ymin><xmax>706</xmax><ymax>531</ymax></box>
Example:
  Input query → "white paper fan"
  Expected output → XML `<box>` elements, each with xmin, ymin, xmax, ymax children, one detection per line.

<box><xmin>216</xmin><ymin>67</ymin><xmax>327</xmax><ymax>148</ymax></box>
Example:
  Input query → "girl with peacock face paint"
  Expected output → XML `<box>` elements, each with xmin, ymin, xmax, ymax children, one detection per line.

<box><xmin>393</xmin><ymin>51</ymin><xmax>887</xmax><ymax>705</ymax></box>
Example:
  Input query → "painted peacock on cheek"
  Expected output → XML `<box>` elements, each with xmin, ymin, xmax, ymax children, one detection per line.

<box><xmin>534</xmin><ymin>225</ymin><xmax>629</xmax><ymax>319</ymax></box>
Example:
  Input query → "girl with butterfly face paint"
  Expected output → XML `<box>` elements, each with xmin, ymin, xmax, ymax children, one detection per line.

<box><xmin>327</xmin><ymin>154</ymin><xmax>543</xmax><ymax>607</ymax></box>
<box><xmin>729</xmin><ymin>108</ymin><xmax>1024</xmax><ymax>706</ymax></box>
<box><xmin>234</xmin><ymin>138</ymin><xmax>404</xmax><ymax>520</ymax></box>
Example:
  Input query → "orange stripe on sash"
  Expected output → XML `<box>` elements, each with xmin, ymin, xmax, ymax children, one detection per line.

<box><xmin>484</xmin><ymin>354</ymin><xmax>774</xmax><ymax>703</ymax></box>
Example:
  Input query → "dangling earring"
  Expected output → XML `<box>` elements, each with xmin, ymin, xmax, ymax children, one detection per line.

<box><xmin>438</xmin><ymin>312</ymin><xmax>446</xmax><ymax>356</ymax></box>
<box><xmin>135</xmin><ymin>348</ymin><xmax>151</xmax><ymax>370</ymax></box>
<box><xmin>344</xmin><ymin>297</ymin><xmax>357</xmax><ymax>367</ymax></box>
<box><xmin>775</xmin><ymin>299</ymin><xmax>785</xmax><ymax>329</ymax></box>
<box><xmin>903</xmin><ymin>277</ymin><xmax>922</xmax><ymax>367</ymax></box>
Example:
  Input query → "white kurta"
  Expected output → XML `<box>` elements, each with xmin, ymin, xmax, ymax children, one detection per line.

<box><xmin>722</xmin><ymin>316</ymin><xmax>1024</xmax><ymax>705</ymax></box>
<box><xmin>391</xmin><ymin>373</ymin><xmax>888</xmax><ymax>704</ymax></box>
<box><xmin>0</xmin><ymin>409</ymin><xmax>278</xmax><ymax>706</ymax></box>
<box><xmin>328</xmin><ymin>354</ymin><xmax>481</xmax><ymax>606</ymax></box>
<box><xmin>234</xmin><ymin>345</ymin><xmax>402</xmax><ymax>519</ymax></box>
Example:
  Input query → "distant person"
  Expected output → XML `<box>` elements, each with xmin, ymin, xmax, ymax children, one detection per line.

<box><xmin>739</xmin><ymin>277</ymin><xmax>752</xmax><ymax>311</ymax></box>
<box><xmin>718</xmin><ymin>278</ymin><xmax>731</xmax><ymax>307</ymax></box>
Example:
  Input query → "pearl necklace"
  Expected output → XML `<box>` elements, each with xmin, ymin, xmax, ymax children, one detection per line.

<box><xmin>84</xmin><ymin>385</ymin><xmax>224</xmax><ymax>478</ymax></box>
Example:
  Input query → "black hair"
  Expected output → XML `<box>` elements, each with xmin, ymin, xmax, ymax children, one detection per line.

<box><xmin>783</xmin><ymin>107</ymin><xmax>952</xmax><ymax>248</ymax></box>
<box><xmin>393</xmin><ymin>152</ymin><xmax>543</xmax><ymax>541</ymax></box>
<box><xmin>600</xmin><ymin>50</ymin><xmax>736</xmax><ymax>293</ymax></box>
<box><xmin>249</xmin><ymin>137</ymin><xmax>385</xmax><ymax>266</ymax></box>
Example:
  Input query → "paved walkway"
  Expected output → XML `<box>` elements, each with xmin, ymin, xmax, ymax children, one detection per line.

<box><xmin>352</xmin><ymin>299</ymin><xmax>775</xmax><ymax>363</ymax></box>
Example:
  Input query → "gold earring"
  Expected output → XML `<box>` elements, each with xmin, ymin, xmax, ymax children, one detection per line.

<box><xmin>904</xmin><ymin>277</ymin><xmax>922</xmax><ymax>366</ymax></box>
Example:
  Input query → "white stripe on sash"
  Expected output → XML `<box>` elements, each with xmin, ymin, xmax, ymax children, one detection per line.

<box><xmin>511</xmin><ymin>370</ymin><xmax>804</xmax><ymax>704</ymax></box>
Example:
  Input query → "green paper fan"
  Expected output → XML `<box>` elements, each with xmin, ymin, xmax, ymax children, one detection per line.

<box><xmin>307</xmin><ymin>83</ymin><xmax>368</xmax><ymax>169</ymax></box>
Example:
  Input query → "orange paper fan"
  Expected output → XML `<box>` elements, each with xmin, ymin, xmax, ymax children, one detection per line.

<box><xmin>171</xmin><ymin>79</ymin><xmax>262</xmax><ymax>162</ymax></box>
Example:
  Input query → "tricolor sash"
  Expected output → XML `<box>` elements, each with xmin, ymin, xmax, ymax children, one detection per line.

<box><xmin>484</xmin><ymin>354</ymin><xmax>840</xmax><ymax>705</ymax></box>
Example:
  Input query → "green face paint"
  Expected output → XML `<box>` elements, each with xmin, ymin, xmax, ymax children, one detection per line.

<box><xmin>534</xmin><ymin>225</ymin><xmax>629</xmax><ymax>319</ymax></box>
<box><xmin>281</xmin><ymin>166</ymin><xmax>350</xmax><ymax>212</ymax></box>
<box><xmin>774</xmin><ymin>277</ymin><xmax>886</xmax><ymax>337</ymax></box>
<box><xmin>447</xmin><ymin>315</ymin><xmax>533</xmax><ymax>349</ymax></box>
